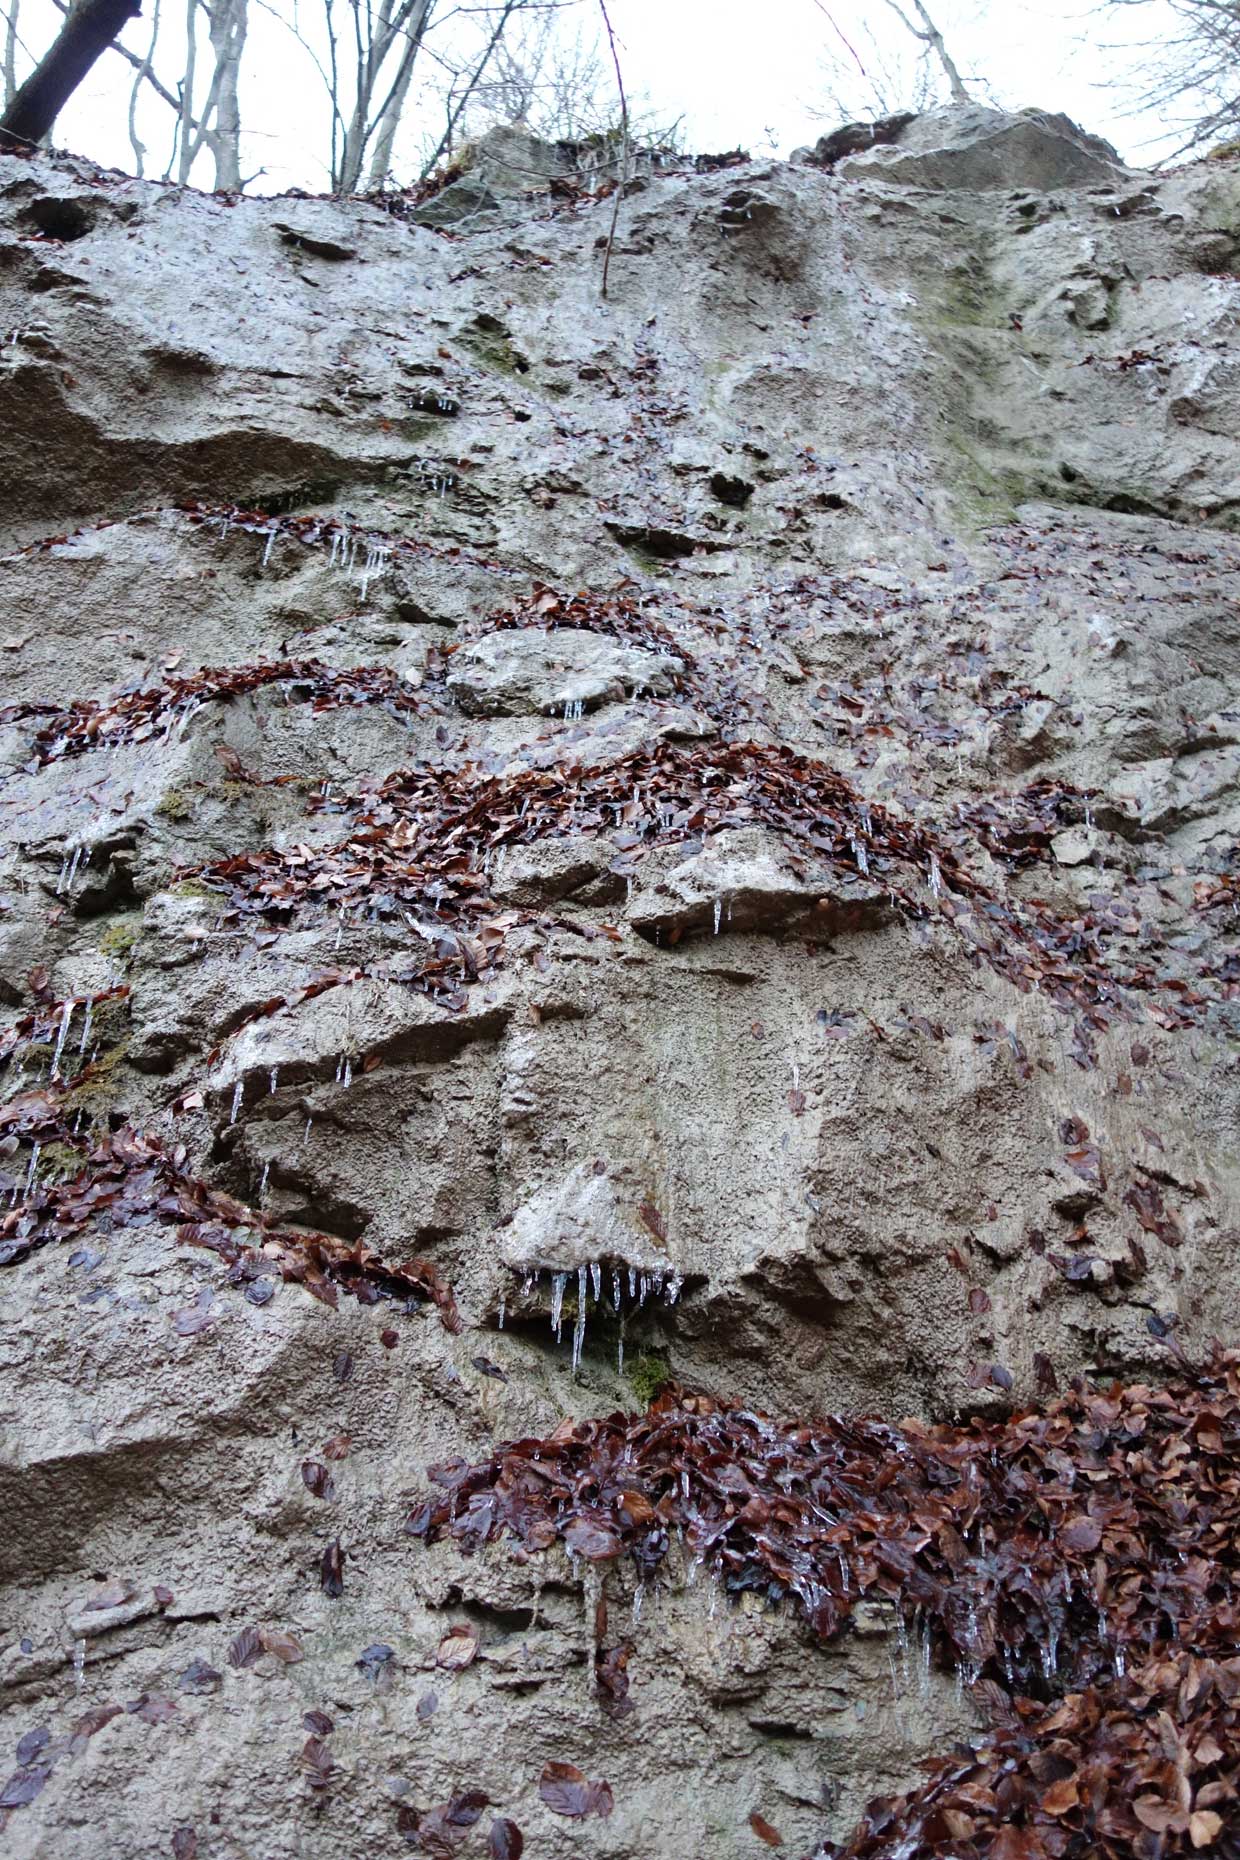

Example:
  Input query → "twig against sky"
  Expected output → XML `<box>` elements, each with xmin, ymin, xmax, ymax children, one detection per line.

<box><xmin>597</xmin><ymin>0</ymin><xmax>626</xmax><ymax>298</ymax></box>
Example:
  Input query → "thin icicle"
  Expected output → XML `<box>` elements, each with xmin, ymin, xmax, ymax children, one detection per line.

<box><xmin>571</xmin><ymin>1265</ymin><xmax>588</xmax><ymax>1371</ymax></box>
<box><xmin>78</xmin><ymin>997</ymin><xmax>93</xmax><ymax>1054</ymax></box>
<box><xmin>497</xmin><ymin>1297</ymin><xmax>506</xmax><ymax>1330</ymax></box>
<box><xmin>229</xmin><ymin>1080</ymin><xmax>243</xmax><ymax>1125</ymax></box>
<box><xmin>550</xmin><ymin>1271</ymin><xmax>567</xmax><ymax>1341</ymax></box>
<box><xmin>50</xmin><ymin>999</ymin><xmax>73</xmax><ymax>1079</ymax></box>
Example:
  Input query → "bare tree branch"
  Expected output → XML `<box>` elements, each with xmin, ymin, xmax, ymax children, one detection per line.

<box><xmin>1</xmin><ymin>0</ymin><xmax>142</xmax><ymax>151</ymax></box>
<box><xmin>1100</xmin><ymin>0</ymin><xmax>1240</xmax><ymax>155</ymax></box>
<box><xmin>416</xmin><ymin>0</ymin><xmax>527</xmax><ymax>180</ymax></box>
<box><xmin>127</xmin><ymin>0</ymin><xmax>159</xmax><ymax>170</ymax></box>
<box><xmin>2</xmin><ymin>0</ymin><xmax>22</xmax><ymax>108</ymax></box>
<box><xmin>882</xmin><ymin>0</ymin><xmax>970</xmax><ymax>105</ymax></box>
<box><xmin>596</xmin><ymin>0</ymin><xmax>624</xmax><ymax>297</ymax></box>
<box><xmin>805</xmin><ymin>0</ymin><xmax>868</xmax><ymax>79</ymax></box>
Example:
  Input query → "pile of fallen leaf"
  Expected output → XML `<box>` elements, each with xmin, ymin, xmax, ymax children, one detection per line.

<box><xmin>0</xmin><ymin>659</ymin><xmax>433</xmax><ymax>766</ymax></box>
<box><xmin>0</xmin><ymin>1123</ymin><xmax>460</xmax><ymax>1328</ymax></box>
<box><xmin>194</xmin><ymin>734</ymin><xmax>1224</xmax><ymax>1051</ymax></box>
<box><xmin>410</xmin><ymin>1358</ymin><xmax>1240</xmax><ymax>1858</ymax></box>
<box><xmin>462</xmin><ymin>581</ymin><xmax>698</xmax><ymax>669</ymax></box>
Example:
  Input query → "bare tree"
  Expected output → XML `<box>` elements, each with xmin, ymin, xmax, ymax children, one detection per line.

<box><xmin>459</xmin><ymin>9</ymin><xmax>608</xmax><ymax>139</ymax></box>
<box><xmin>882</xmin><ymin>0</ymin><xmax>969</xmax><ymax>105</ymax></box>
<box><xmin>1</xmin><ymin>0</ymin><xmax>141</xmax><ymax>151</ymax></box>
<box><xmin>1101</xmin><ymin>0</ymin><xmax>1240</xmax><ymax>155</ymax></box>
<box><xmin>809</xmin><ymin>0</ymin><xmax>977</xmax><ymax>126</ymax></box>
<box><xmin>2</xmin><ymin>0</ymin><xmax>578</xmax><ymax>191</ymax></box>
<box><xmin>173</xmin><ymin>0</ymin><xmax>249</xmax><ymax>189</ymax></box>
<box><xmin>3</xmin><ymin>0</ymin><xmax>21</xmax><ymax>108</ymax></box>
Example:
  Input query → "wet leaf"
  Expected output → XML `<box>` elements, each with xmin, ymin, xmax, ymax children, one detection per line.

<box><xmin>227</xmin><ymin>1626</ymin><xmax>262</xmax><ymax>1669</ymax></box>
<box><xmin>488</xmin><ymin>1818</ymin><xmax>523</xmax><ymax>1859</ymax></box>
<box><xmin>320</xmin><ymin>1538</ymin><xmax>345</xmax><ymax>1598</ymax></box>
<box><xmin>0</xmin><ymin>1766</ymin><xmax>48</xmax><ymax>1809</ymax></box>
<box><xmin>301</xmin><ymin>1460</ymin><xmax>336</xmax><ymax>1502</ymax></box>
<box><xmin>301</xmin><ymin>1736</ymin><xmax>335</xmax><ymax>1789</ymax></box>
<box><xmin>258</xmin><ymin>1628</ymin><xmax>303</xmax><ymax>1664</ymax></box>
<box><xmin>538</xmin><ymin>1761</ymin><xmax>612</xmax><ymax>1819</ymax></box>
<box><xmin>749</xmin><ymin>1811</ymin><xmax>784</xmax><ymax>1847</ymax></box>
<box><xmin>436</xmin><ymin>1626</ymin><xmax>478</xmax><ymax>1670</ymax></box>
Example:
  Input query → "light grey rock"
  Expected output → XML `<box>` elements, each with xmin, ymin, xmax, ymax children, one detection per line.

<box><xmin>626</xmin><ymin>827</ymin><xmax>894</xmax><ymax>942</ymax></box>
<box><xmin>839</xmin><ymin>105</ymin><xmax>1130</xmax><ymax>192</ymax></box>
<box><xmin>447</xmin><ymin>627</ymin><xmax>681</xmax><ymax>717</ymax></box>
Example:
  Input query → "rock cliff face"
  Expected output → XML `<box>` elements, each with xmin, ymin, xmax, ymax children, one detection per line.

<box><xmin>2</xmin><ymin>106</ymin><xmax>1240</xmax><ymax>1859</ymax></box>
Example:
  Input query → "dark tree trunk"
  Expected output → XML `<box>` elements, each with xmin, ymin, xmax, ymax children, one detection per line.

<box><xmin>0</xmin><ymin>0</ymin><xmax>142</xmax><ymax>153</ymax></box>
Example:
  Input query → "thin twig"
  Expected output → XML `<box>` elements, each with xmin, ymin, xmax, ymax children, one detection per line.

<box><xmin>806</xmin><ymin>0</ymin><xmax>867</xmax><ymax>78</ymax></box>
<box><xmin>596</xmin><ymin>0</ymin><xmax>625</xmax><ymax>298</ymax></box>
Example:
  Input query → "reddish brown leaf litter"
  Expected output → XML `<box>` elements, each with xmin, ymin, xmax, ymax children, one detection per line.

<box><xmin>461</xmin><ymin>579</ymin><xmax>697</xmax><ymax>670</ymax></box>
<box><xmin>0</xmin><ymin>659</ymin><xmax>434</xmax><ymax>767</ymax></box>
<box><xmin>196</xmin><ymin>734</ymin><xmax>1232</xmax><ymax>1047</ymax></box>
<box><xmin>409</xmin><ymin>1359</ymin><xmax>1240</xmax><ymax>1859</ymax></box>
<box><xmin>826</xmin><ymin>1655</ymin><xmax>1239</xmax><ymax>1860</ymax></box>
<box><xmin>0</xmin><ymin>1124</ymin><xmax>461</xmax><ymax>1330</ymax></box>
<box><xmin>0</xmin><ymin>985</ymin><xmax>129</xmax><ymax>1067</ymax></box>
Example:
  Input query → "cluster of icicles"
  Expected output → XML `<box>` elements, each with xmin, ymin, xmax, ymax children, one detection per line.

<box><xmin>502</xmin><ymin>1261</ymin><xmax>685</xmax><ymax>1372</ymax></box>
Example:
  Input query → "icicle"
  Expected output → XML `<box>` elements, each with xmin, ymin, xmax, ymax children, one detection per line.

<box><xmin>262</xmin><ymin>529</ymin><xmax>276</xmax><ymax>569</ymax></box>
<box><xmin>665</xmin><ymin>1271</ymin><xmax>683</xmax><ymax>1305</ymax></box>
<box><xmin>617</xmin><ymin>1313</ymin><xmax>625</xmax><ymax>1374</ymax></box>
<box><xmin>24</xmin><ymin>1142</ymin><xmax>40</xmax><ymax>1194</ymax></box>
<box><xmin>497</xmin><ymin>1297</ymin><xmax>506</xmax><ymax>1330</ymax></box>
<box><xmin>638</xmin><ymin>1274</ymin><xmax>649</xmax><ymax>1308</ymax></box>
<box><xmin>628</xmin><ymin>1267</ymin><xmax>636</xmax><ymax>1300</ymax></box>
<box><xmin>78</xmin><ymin>996</ymin><xmax>93</xmax><ymax>1054</ymax></box>
<box><xmin>590</xmin><ymin>1261</ymin><xmax>602</xmax><ymax>1301</ymax></box>
<box><xmin>612</xmin><ymin>1268</ymin><xmax>622</xmax><ymax>1310</ymax></box>
<box><xmin>631</xmin><ymin>1582</ymin><xmax>645</xmax><ymax>1624</ymax></box>
<box><xmin>72</xmin><ymin>1639</ymin><xmax>86</xmax><ymax>1691</ymax></box>
<box><xmin>713</xmin><ymin>897</ymin><xmax>722</xmax><ymax>936</ymax></box>
<box><xmin>303</xmin><ymin>1116</ymin><xmax>313</xmax><ymax>1144</ymax></box>
<box><xmin>50</xmin><ymin>998</ymin><xmax>73</xmax><ymax>1079</ymax></box>
<box><xmin>550</xmin><ymin>1271</ymin><xmax>567</xmax><ymax>1340</ymax></box>
<box><xmin>342</xmin><ymin>1057</ymin><xmax>352</xmax><ymax>1089</ymax></box>
<box><xmin>571</xmin><ymin>1265</ymin><xmax>588</xmax><ymax>1371</ymax></box>
<box><xmin>928</xmin><ymin>854</ymin><xmax>942</xmax><ymax>898</ymax></box>
<box><xmin>228</xmin><ymin>1080</ymin><xmax>243</xmax><ymax>1125</ymax></box>
<box><xmin>269</xmin><ymin>1066</ymin><xmax>279</xmax><ymax>1094</ymax></box>
<box><xmin>259</xmin><ymin>1161</ymin><xmax>270</xmax><ymax>1199</ymax></box>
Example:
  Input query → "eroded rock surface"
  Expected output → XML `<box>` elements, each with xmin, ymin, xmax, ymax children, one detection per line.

<box><xmin>2</xmin><ymin>106</ymin><xmax>1240</xmax><ymax>1858</ymax></box>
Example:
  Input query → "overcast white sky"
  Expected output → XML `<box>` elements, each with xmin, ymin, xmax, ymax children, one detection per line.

<box><xmin>4</xmin><ymin>0</ymin><xmax>1197</xmax><ymax>193</ymax></box>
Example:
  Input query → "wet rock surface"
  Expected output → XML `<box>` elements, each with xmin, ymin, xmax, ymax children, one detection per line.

<box><xmin>1</xmin><ymin>106</ymin><xmax>1240</xmax><ymax>1858</ymax></box>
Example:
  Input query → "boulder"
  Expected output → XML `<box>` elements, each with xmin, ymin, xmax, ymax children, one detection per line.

<box><xmin>838</xmin><ymin>106</ymin><xmax>1130</xmax><ymax>192</ymax></box>
<box><xmin>447</xmin><ymin>627</ymin><xmax>682</xmax><ymax>718</ymax></box>
<box><xmin>625</xmin><ymin>826</ymin><xmax>895</xmax><ymax>943</ymax></box>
